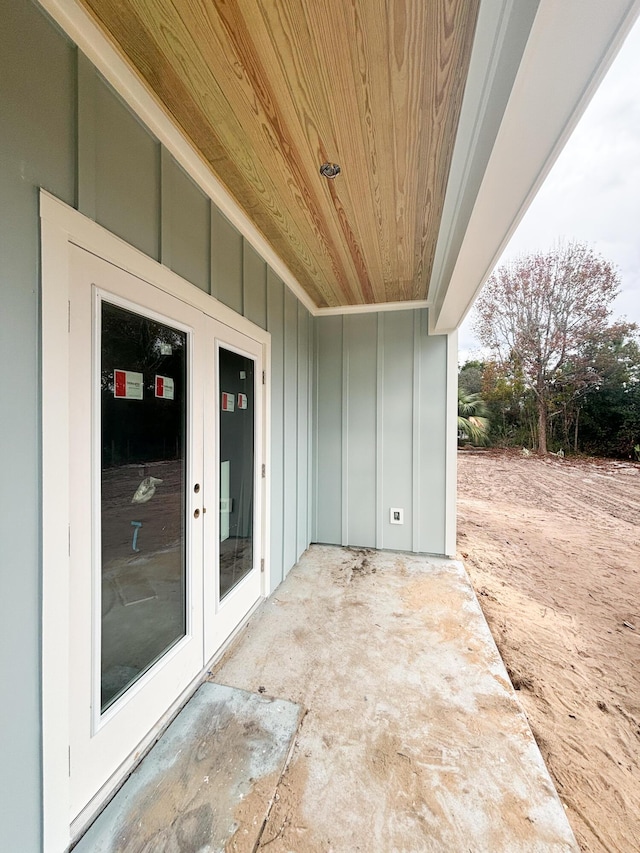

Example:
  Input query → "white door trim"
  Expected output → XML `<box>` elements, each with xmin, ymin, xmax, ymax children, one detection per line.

<box><xmin>40</xmin><ymin>190</ymin><xmax>271</xmax><ymax>852</ymax></box>
<box><xmin>204</xmin><ymin>330</ymin><xmax>264</xmax><ymax>659</ymax></box>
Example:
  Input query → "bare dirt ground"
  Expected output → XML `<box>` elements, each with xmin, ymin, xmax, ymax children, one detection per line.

<box><xmin>458</xmin><ymin>449</ymin><xmax>640</xmax><ymax>853</ymax></box>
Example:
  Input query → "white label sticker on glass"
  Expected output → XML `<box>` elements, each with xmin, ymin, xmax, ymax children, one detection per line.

<box><xmin>220</xmin><ymin>460</ymin><xmax>230</xmax><ymax>542</ymax></box>
<box><xmin>155</xmin><ymin>375</ymin><xmax>175</xmax><ymax>399</ymax></box>
<box><xmin>114</xmin><ymin>369</ymin><xmax>144</xmax><ymax>400</ymax></box>
<box><xmin>237</xmin><ymin>393</ymin><xmax>247</xmax><ymax>410</ymax></box>
<box><xmin>221</xmin><ymin>392</ymin><xmax>235</xmax><ymax>412</ymax></box>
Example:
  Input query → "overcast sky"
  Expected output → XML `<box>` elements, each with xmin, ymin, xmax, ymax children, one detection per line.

<box><xmin>459</xmin><ymin>16</ymin><xmax>640</xmax><ymax>359</ymax></box>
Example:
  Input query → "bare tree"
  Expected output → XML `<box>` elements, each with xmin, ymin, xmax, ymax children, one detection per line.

<box><xmin>473</xmin><ymin>242</ymin><xmax>627</xmax><ymax>454</ymax></box>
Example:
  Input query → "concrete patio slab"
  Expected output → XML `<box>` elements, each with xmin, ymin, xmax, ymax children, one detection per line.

<box><xmin>73</xmin><ymin>682</ymin><xmax>302</xmax><ymax>853</ymax></box>
<box><xmin>212</xmin><ymin>545</ymin><xmax>579</xmax><ymax>852</ymax></box>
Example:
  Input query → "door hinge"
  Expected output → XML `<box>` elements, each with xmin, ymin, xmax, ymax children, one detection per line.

<box><xmin>262</xmin><ymin>370</ymin><xmax>265</xmax><ymax>385</ymax></box>
<box><xmin>260</xmin><ymin>558</ymin><xmax>264</xmax><ymax>573</ymax></box>
<box><xmin>261</xmin><ymin>464</ymin><xmax>265</xmax><ymax>478</ymax></box>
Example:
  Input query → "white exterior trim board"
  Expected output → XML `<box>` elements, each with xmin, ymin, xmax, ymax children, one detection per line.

<box><xmin>433</xmin><ymin>0</ymin><xmax>640</xmax><ymax>333</ymax></box>
<box><xmin>40</xmin><ymin>191</ymin><xmax>272</xmax><ymax>851</ymax></box>
<box><xmin>315</xmin><ymin>299</ymin><xmax>431</xmax><ymax>317</ymax></box>
<box><xmin>40</xmin><ymin>193</ymin><xmax>270</xmax><ymax>346</ymax></box>
<box><xmin>444</xmin><ymin>330</ymin><xmax>459</xmax><ymax>557</ymax></box>
<box><xmin>41</xmin><ymin>204</ymin><xmax>73</xmax><ymax>853</ymax></box>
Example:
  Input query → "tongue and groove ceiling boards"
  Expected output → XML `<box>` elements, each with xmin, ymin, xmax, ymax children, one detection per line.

<box><xmin>76</xmin><ymin>0</ymin><xmax>479</xmax><ymax>308</ymax></box>
<box><xmin>71</xmin><ymin>0</ymin><xmax>640</xmax><ymax>321</ymax></box>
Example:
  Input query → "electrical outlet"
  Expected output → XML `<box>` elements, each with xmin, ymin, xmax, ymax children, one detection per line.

<box><xmin>390</xmin><ymin>507</ymin><xmax>404</xmax><ymax>524</ymax></box>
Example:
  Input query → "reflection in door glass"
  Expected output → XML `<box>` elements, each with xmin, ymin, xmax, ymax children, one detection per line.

<box><xmin>219</xmin><ymin>347</ymin><xmax>254</xmax><ymax>599</ymax></box>
<box><xmin>100</xmin><ymin>302</ymin><xmax>187</xmax><ymax>711</ymax></box>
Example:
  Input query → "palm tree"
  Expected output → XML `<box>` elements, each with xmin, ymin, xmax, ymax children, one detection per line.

<box><xmin>458</xmin><ymin>389</ymin><xmax>490</xmax><ymax>445</ymax></box>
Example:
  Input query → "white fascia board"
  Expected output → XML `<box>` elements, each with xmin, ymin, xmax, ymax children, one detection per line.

<box><xmin>432</xmin><ymin>0</ymin><xmax>640</xmax><ymax>334</ymax></box>
<box><xmin>428</xmin><ymin>0</ymin><xmax>538</xmax><ymax>330</ymax></box>
<box><xmin>38</xmin><ymin>0</ymin><xmax>317</xmax><ymax>315</ymax></box>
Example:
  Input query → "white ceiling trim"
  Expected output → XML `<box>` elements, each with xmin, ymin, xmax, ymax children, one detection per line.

<box><xmin>432</xmin><ymin>0</ymin><xmax>640</xmax><ymax>333</ymax></box>
<box><xmin>315</xmin><ymin>300</ymin><xmax>430</xmax><ymax>318</ymax></box>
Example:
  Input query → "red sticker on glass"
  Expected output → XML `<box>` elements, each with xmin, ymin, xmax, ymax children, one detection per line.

<box><xmin>155</xmin><ymin>375</ymin><xmax>174</xmax><ymax>399</ymax></box>
<box><xmin>114</xmin><ymin>369</ymin><xmax>143</xmax><ymax>399</ymax></box>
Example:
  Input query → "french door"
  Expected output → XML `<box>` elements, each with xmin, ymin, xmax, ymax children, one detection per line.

<box><xmin>68</xmin><ymin>245</ymin><xmax>264</xmax><ymax>822</ymax></box>
<box><xmin>203</xmin><ymin>331</ymin><xmax>264</xmax><ymax>656</ymax></box>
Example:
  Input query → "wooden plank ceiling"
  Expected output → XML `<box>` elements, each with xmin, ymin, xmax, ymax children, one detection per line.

<box><xmin>80</xmin><ymin>0</ymin><xmax>479</xmax><ymax>308</ymax></box>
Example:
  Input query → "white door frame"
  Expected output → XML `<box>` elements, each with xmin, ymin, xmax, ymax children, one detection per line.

<box><xmin>40</xmin><ymin>190</ymin><xmax>271</xmax><ymax>852</ymax></box>
<box><xmin>204</xmin><ymin>327</ymin><xmax>265</xmax><ymax>660</ymax></box>
<box><xmin>67</xmin><ymin>254</ymin><xmax>208</xmax><ymax>822</ymax></box>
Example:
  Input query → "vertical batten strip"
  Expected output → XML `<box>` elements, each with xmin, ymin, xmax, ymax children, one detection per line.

<box><xmin>241</xmin><ymin>239</ymin><xmax>247</xmax><ymax>318</ymax></box>
<box><xmin>341</xmin><ymin>316</ymin><xmax>349</xmax><ymax>547</ymax></box>
<box><xmin>278</xmin><ymin>277</ymin><xmax>286</xmax><ymax>584</ymax></box>
<box><xmin>294</xmin><ymin>306</ymin><xmax>300</xmax><ymax>559</ymax></box>
<box><xmin>266</xmin><ymin>269</ymin><xmax>284</xmax><ymax>587</ymax></box>
<box><xmin>282</xmin><ymin>290</ymin><xmax>298</xmax><ymax>573</ymax></box>
<box><xmin>311</xmin><ymin>316</ymin><xmax>319</xmax><ymax>543</ymax></box>
<box><xmin>209</xmin><ymin>207</ymin><xmax>220</xmax><ymax>301</ymax></box>
<box><xmin>77</xmin><ymin>52</ymin><xmax>96</xmax><ymax>221</ymax></box>
<box><xmin>412</xmin><ymin>311</ymin><xmax>421</xmax><ymax>553</ymax></box>
<box><xmin>375</xmin><ymin>313</ymin><xmax>384</xmax><ymax>550</ymax></box>
<box><xmin>283</xmin><ymin>291</ymin><xmax>291</xmax><ymax>574</ymax></box>
<box><xmin>159</xmin><ymin>147</ymin><xmax>172</xmax><ymax>268</ymax></box>
<box><xmin>239</xmin><ymin>236</ymin><xmax>245</xmax><ymax>317</ymax></box>
<box><xmin>444</xmin><ymin>329</ymin><xmax>459</xmax><ymax>556</ymax></box>
<box><xmin>296</xmin><ymin>304</ymin><xmax>307</xmax><ymax>559</ymax></box>
<box><xmin>307</xmin><ymin>317</ymin><xmax>314</xmax><ymax>549</ymax></box>
<box><xmin>205</xmin><ymin>199</ymin><xmax>212</xmax><ymax>296</ymax></box>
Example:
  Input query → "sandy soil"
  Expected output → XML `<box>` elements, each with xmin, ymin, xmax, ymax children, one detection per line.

<box><xmin>458</xmin><ymin>449</ymin><xmax>640</xmax><ymax>853</ymax></box>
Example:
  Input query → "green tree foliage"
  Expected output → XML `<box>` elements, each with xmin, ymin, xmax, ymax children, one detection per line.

<box><xmin>575</xmin><ymin>335</ymin><xmax>640</xmax><ymax>457</ymax></box>
<box><xmin>458</xmin><ymin>360</ymin><xmax>484</xmax><ymax>395</ymax></box>
<box><xmin>457</xmin><ymin>389</ymin><xmax>490</xmax><ymax>446</ymax></box>
<box><xmin>473</xmin><ymin>241</ymin><xmax>636</xmax><ymax>454</ymax></box>
<box><xmin>459</xmin><ymin>335</ymin><xmax>640</xmax><ymax>458</ymax></box>
<box><xmin>481</xmin><ymin>360</ymin><xmax>538</xmax><ymax>448</ymax></box>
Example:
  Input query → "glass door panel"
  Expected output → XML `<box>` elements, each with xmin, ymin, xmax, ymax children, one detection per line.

<box><xmin>67</xmin><ymin>242</ymin><xmax>265</xmax><ymax>824</ymax></box>
<box><xmin>69</xmin><ymin>245</ymin><xmax>205</xmax><ymax>823</ymax></box>
<box><xmin>218</xmin><ymin>347</ymin><xmax>255</xmax><ymax>598</ymax></box>
<box><xmin>100</xmin><ymin>302</ymin><xmax>187</xmax><ymax>710</ymax></box>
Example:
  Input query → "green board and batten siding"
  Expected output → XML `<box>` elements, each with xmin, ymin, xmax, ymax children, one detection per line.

<box><xmin>77</xmin><ymin>40</ymin><xmax>314</xmax><ymax>594</ymax></box>
<box><xmin>0</xmin><ymin>2</ymin><xmax>310</xmax><ymax>848</ymax></box>
<box><xmin>313</xmin><ymin>311</ymin><xmax>449</xmax><ymax>555</ymax></box>
<box><xmin>1</xmin><ymin>3</ymin><xmax>75</xmax><ymax>851</ymax></box>
<box><xmin>0</xmin><ymin>2</ymin><xmax>451</xmax><ymax>850</ymax></box>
